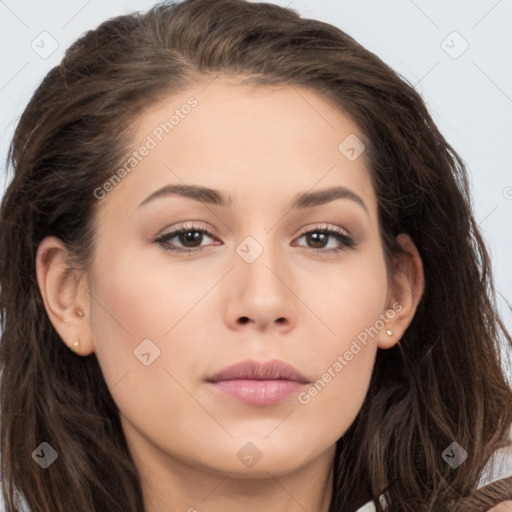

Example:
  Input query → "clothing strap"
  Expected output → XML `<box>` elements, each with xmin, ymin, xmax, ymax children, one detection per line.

<box><xmin>446</xmin><ymin>475</ymin><xmax>512</xmax><ymax>512</ymax></box>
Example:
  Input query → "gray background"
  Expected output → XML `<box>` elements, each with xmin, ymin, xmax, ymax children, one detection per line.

<box><xmin>1</xmin><ymin>0</ymin><xmax>511</xmax><ymax>364</ymax></box>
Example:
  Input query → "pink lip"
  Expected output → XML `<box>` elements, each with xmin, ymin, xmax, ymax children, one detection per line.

<box><xmin>206</xmin><ymin>359</ymin><xmax>310</xmax><ymax>406</ymax></box>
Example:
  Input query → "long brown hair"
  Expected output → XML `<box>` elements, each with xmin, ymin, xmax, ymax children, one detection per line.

<box><xmin>1</xmin><ymin>1</ymin><xmax>511</xmax><ymax>510</ymax></box>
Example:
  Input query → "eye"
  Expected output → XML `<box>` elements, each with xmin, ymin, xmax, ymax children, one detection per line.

<box><xmin>154</xmin><ymin>223</ymin><xmax>219</xmax><ymax>253</ymax></box>
<box><xmin>154</xmin><ymin>223</ymin><xmax>356</xmax><ymax>254</ymax></box>
<box><xmin>292</xmin><ymin>224</ymin><xmax>356</xmax><ymax>254</ymax></box>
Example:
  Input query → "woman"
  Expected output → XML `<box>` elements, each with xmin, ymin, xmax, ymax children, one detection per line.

<box><xmin>1</xmin><ymin>0</ymin><xmax>511</xmax><ymax>510</ymax></box>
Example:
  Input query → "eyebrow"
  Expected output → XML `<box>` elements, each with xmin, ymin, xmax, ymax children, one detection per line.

<box><xmin>136</xmin><ymin>184</ymin><xmax>369</xmax><ymax>215</ymax></box>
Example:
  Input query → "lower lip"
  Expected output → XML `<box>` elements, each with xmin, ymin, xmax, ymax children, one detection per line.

<box><xmin>207</xmin><ymin>379</ymin><xmax>306</xmax><ymax>406</ymax></box>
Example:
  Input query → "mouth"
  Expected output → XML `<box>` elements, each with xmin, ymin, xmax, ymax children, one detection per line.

<box><xmin>205</xmin><ymin>359</ymin><xmax>310</xmax><ymax>406</ymax></box>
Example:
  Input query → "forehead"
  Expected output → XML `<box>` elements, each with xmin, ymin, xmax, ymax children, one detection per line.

<box><xmin>95</xmin><ymin>76</ymin><xmax>377</xmax><ymax>221</ymax></box>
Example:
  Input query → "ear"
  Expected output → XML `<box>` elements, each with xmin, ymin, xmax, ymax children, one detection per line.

<box><xmin>35</xmin><ymin>236</ymin><xmax>94</xmax><ymax>356</ymax></box>
<box><xmin>378</xmin><ymin>233</ymin><xmax>425</xmax><ymax>350</ymax></box>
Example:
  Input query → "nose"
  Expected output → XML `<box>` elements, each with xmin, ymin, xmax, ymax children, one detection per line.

<box><xmin>223</xmin><ymin>238</ymin><xmax>298</xmax><ymax>333</ymax></box>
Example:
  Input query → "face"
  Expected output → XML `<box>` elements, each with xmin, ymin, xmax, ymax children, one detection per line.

<box><xmin>80</xmin><ymin>77</ymin><xmax>399</xmax><ymax>480</ymax></box>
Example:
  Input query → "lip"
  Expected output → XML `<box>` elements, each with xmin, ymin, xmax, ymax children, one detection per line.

<box><xmin>206</xmin><ymin>359</ymin><xmax>310</xmax><ymax>406</ymax></box>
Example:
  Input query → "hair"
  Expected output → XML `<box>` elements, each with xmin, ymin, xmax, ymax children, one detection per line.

<box><xmin>1</xmin><ymin>0</ymin><xmax>511</xmax><ymax>510</ymax></box>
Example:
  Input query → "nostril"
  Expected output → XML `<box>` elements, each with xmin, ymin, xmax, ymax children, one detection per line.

<box><xmin>239</xmin><ymin>317</ymin><xmax>250</xmax><ymax>324</ymax></box>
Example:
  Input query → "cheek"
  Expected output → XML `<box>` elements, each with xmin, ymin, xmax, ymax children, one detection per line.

<box><xmin>296</xmin><ymin>341</ymin><xmax>377</xmax><ymax>452</ymax></box>
<box><xmin>90</xmin><ymin>237</ymin><xmax>217</xmax><ymax>339</ymax></box>
<box><xmin>299</xmin><ymin>244</ymin><xmax>388</xmax><ymax>347</ymax></box>
<box><xmin>295</xmin><ymin>278</ymin><xmax>383</xmax><ymax>442</ymax></box>
<box><xmin>292</xmin><ymin>248</ymin><xmax>387</xmax><ymax>431</ymax></box>
<box><xmin>87</xmin><ymin>240</ymin><xmax>214</xmax><ymax>393</ymax></box>
<box><xmin>87</xmin><ymin>247</ymin><xmax>215</xmax><ymax>441</ymax></box>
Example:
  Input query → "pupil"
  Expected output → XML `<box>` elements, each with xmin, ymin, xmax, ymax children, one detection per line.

<box><xmin>308</xmin><ymin>232</ymin><xmax>326</xmax><ymax>248</ymax></box>
<box><xmin>180</xmin><ymin>231</ymin><xmax>202</xmax><ymax>247</ymax></box>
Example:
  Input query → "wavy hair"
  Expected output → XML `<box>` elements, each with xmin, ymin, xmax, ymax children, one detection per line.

<box><xmin>1</xmin><ymin>0</ymin><xmax>511</xmax><ymax>510</ymax></box>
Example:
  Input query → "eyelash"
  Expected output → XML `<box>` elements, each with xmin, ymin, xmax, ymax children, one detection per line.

<box><xmin>154</xmin><ymin>222</ymin><xmax>356</xmax><ymax>255</ymax></box>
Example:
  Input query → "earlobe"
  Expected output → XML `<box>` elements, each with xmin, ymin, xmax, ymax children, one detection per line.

<box><xmin>36</xmin><ymin>236</ymin><xmax>93</xmax><ymax>355</ymax></box>
<box><xmin>378</xmin><ymin>233</ymin><xmax>425</xmax><ymax>350</ymax></box>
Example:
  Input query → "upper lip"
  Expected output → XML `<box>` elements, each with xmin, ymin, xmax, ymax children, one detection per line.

<box><xmin>207</xmin><ymin>359</ymin><xmax>310</xmax><ymax>384</ymax></box>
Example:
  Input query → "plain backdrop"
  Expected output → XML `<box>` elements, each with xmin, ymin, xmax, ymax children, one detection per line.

<box><xmin>1</xmin><ymin>1</ymin><xmax>511</xmax><ymax>361</ymax></box>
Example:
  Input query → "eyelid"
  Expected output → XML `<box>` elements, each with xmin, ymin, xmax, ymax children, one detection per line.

<box><xmin>296</xmin><ymin>223</ymin><xmax>351</xmax><ymax>238</ymax></box>
<box><xmin>157</xmin><ymin>221</ymin><xmax>218</xmax><ymax>238</ymax></box>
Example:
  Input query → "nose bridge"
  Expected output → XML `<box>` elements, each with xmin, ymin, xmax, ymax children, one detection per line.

<box><xmin>235</xmin><ymin>230</ymin><xmax>286</xmax><ymax>295</ymax></box>
<box><xmin>227</xmin><ymin>226</ymin><xmax>297</xmax><ymax>330</ymax></box>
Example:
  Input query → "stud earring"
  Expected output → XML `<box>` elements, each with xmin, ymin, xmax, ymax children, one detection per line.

<box><xmin>71</xmin><ymin>338</ymin><xmax>80</xmax><ymax>353</ymax></box>
<box><xmin>386</xmin><ymin>329</ymin><xmax>393</xmax><ymax>336</ymax></box>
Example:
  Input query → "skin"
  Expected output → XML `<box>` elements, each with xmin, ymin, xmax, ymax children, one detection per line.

<box><xmin>36</xmin><ymin>76</ymin><xmax>425</xmax><ymax>512</ymax></box>
<box><xmin>490</xmin><ymin>503</ymin><xmax>512</xmax><ymax>511</ymax></box>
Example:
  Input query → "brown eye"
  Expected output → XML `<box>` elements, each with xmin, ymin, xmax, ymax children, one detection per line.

<box><xmin>294</xmin><ymin>226</ymin><xmax>356</xmax><ymax>253</ymax></box>
<box><xmin>155</xmin><ymin>225</ymin><xmax>218</xmax><ymax>253</ymax></box>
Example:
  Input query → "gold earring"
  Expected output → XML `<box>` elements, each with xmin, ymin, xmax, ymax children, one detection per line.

<box><xmin>386</xmin><ymin>329</ymin><xmax>393</xmax><ymax>336</ymax></box>
<box><xmin>71</xmin><ymin>338</ymin><xmax>80</xmax><ymax>353</ymax></box>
